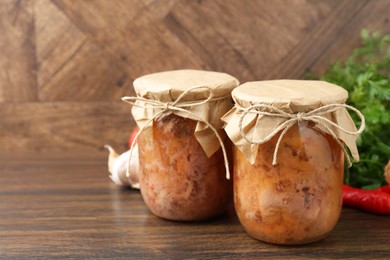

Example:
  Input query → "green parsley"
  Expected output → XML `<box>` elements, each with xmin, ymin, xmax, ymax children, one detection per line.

<box><xmin>309</xmin><ymin>29</ymin><xmax>390</xmax><ymax>189</ymax></box>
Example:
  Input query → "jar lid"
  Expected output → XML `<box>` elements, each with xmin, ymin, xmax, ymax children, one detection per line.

<box><xmin>126</xmin><ymin>70</ymin><xmax>239</xmax><ymax>173</ymax></box>
<box><xmin>223</xmin><ymin>80</ymin><xmax>363</xmax><ymax>165</ymax></box>
<box><xmin>232</xmin><ymin>80</ymin><xmax>348</xmax><ymax>112</ymax></box>
<box><xmin>134</xmin><ymin>69</ymin><xmax>239</xmax><ymax>102</ymax></box>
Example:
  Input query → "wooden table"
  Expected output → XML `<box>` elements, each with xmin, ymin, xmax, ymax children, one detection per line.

<box><xmin>1</xmin><ymin>153</ymin><xmax>389</xmax><ymax>259</ymax></box>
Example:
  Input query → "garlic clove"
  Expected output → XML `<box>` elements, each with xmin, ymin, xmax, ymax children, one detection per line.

<box><xmin>126</xmin><ymin>145</ymin><xmax>140</xmax><ymax>189</ymax></box>
<box><xmin>104</xmin><ymin>144</ymin><xmax>140</xmax><ymax>189</ymax></box>
<box><xmin>104</xmin><ymin>145</ymin><xmax>130</xmax><ymax>186</ymax></box>
<box><xmin>104</xmin><ymin>145</ymin><xmax>119</xmax><ymax>172</ymax></box>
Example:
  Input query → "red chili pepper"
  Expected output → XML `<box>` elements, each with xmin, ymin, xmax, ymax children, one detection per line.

<box><xmin>128</xmin><ymin>127</ymin><xmax>139</xmax><ymax>148</ymax></box>
<box><xmin>343</xmin><ymin>184</ymin><xmax>390</xmax><ymax>215</ymax></box>
<box><xmin>374</xmin><ymin>185</ymin><xmax>390</xmax><ymax>194</ymax></box>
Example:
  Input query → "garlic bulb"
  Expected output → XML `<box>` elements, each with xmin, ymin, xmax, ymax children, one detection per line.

<box><xmin>105</xmin><ymin>145</ymin><xmax>140</xmax><ymax>189</ymax></box>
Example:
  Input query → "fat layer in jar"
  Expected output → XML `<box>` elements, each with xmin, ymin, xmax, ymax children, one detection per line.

<box><xmin>138</xmin><ymin>114</ymin><xmax>232</xmax><ymax>221</ymax></box>
<box><xmin>234</xmin><ymin>122</ymin><xmax>344</xmax><ymax>244</ymax></box>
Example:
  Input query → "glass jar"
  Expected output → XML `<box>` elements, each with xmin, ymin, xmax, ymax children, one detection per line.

<box><xmin>138</xmin><ymin>114</ymin><xmax>232</xmax><ymax>221</ymax></box>
<box><xmin>129</xmin><ymin>70</ymin><xmax>239</xmax><ymax>221</ymax></box>
<box><xmin>222</xmin><ymin>80</ymin><xmax>363</xmax><ymax>244</ymax></box>
<box><xmin>234</xmin><ymin>122</ymin><xmax>343</xmax><ymax>244</ymax></box>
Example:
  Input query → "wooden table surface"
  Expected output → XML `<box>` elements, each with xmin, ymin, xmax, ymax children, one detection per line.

<box><xmin>1</xmin><ymin>153</ymin><xmax>389</xmax><ymax>259</ymax></box>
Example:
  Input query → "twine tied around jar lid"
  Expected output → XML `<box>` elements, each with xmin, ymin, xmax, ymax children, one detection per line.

<box><xmin>237</xmin><ymin>103</ymin><xmax>366</xmax><ymax>167</ymax></box>
<box><xmin>122</xmin><ymin>86</ymin><xmax>232</xmax><ymax>179</ymax></box>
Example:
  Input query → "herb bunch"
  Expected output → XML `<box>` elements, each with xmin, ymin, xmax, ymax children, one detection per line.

<box><xmin>312</xmin><ymin>29</ymin><xmax>390</xmax><ymax>189</ymax></box>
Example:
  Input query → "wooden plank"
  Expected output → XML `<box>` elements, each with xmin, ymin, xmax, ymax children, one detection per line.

<box><xmin>51</xmin><ymin>0</ymin><xmax>341</xmax><ymax>83</ymax></box>
<box><xmin>0</xmin><ymin>159</ymin><xmax>390</xmax><ymax>258</ymax></box>
<box><xmin>35</xmin><ymin>0</ymin><xmax>132</xmax><ymax>101</ymax></box>
<box><xmin>0</xmin><ymin>102</ymin><xmax>135</xmax><ymax>154</ymax></box>
<box><xmin>38</xmin><ymin>37</ymin><xmax>133</xmax><ymax>101</ymax></box>
<box><xmin>0</xmin><ymin>0</ymin><xmax>38</xmax><ymax>102</ymax></box>
<box><xmin>51</xmin><ymin>0</ymin><xmax>145</xmax><ymax>41</ymax></box>
<box><xmin>34</xmin><ymin>0</ymin><xmax>86</xmax><ymax>89</ymax></box>
<box><xmin>52</xmin><ymin>0</ymin><xmax>206</xmax><ymax>79</ymax></box>
<box><xmin>164</xmin><ymin>0</ymin><xmax>340</xmax><ymax>82</ymax></box>
<box><xmin>1</xmin><ymin>0</ymin><xmax>390</xmax><ymax>155</ymax></box>
<box><xmin>264</xmin><ymin>0</ymin><xmax>370</xmax><ymax>79</ymax></box>
<box><xmin>307</xmin><ymin>0</ymin><xmax>390</xmax><ymax>76</ymax></box>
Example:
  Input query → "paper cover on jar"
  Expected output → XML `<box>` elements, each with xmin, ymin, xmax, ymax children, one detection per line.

<box><xmin>221</xmin><ymin>80</ymin><xmax>364</xmax><ymax>165</ymax></box>
<box><xmin>129</xmin><ymin>69</ymin><xmax>239</xmax><ymax>157</ymax></box>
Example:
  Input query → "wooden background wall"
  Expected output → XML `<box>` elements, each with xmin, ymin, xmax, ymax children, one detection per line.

<box><xmin>1</xmin><ymin>0</ymin><xmax>390</xmax><ymax>158</ymax></box>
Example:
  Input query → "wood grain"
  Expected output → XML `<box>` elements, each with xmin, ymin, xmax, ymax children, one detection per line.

<box><xmin>0</xmin><ymin>156</ymin><xmax>389</xmax><ymax>259</ymax></box>
<box><xmin>0</xmin><ymin>0</ymin><xmax>38</xmax><ymax>102</ymax></box>
<box><xmin>1</xmin><ymin>0</ymin><xmax>390</xmax><ymax>155</ymax></box>
<box><xmin>2</xmin><ymin>2</ymin><xmax>389</xmax><ymax>257</ymax></box>
<box><xmin>0</xmin><ymin>102</ymin><xmax>133</xmax><ymax>153</ymax></box>
<box><xmin>308</xmin><ymin>0</ymin><xmax>390</xmax><ymax>75</ymax></box>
